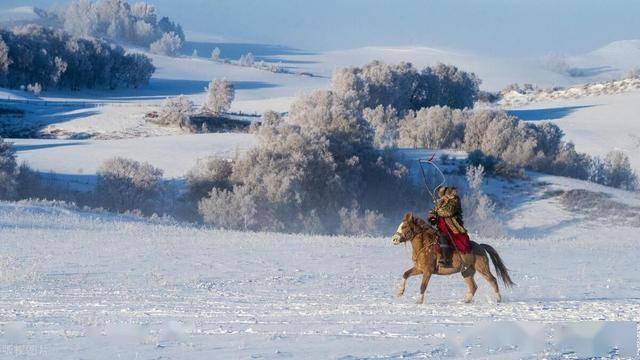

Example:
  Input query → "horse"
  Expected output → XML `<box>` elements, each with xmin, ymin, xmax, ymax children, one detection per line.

<box><xmin>391</xmin><ymin>212</ymin><xmax>514</xmax><ymax>304</ymax></box>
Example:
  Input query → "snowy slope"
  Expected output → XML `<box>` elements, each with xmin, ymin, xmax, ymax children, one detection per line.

<box><xmin>9</xmin><ymin>133</ymin><xmax>255</xmax><ymax>178</ymax></box>
<box><xmin>0</xmin><ymin>200</ymin><xmax>638</xmax><ymax>359</ymax></box>
<box><xmin>506</xmin><ymin>89</ymin><xmax>640</xmax><ymax>172</ymax></box>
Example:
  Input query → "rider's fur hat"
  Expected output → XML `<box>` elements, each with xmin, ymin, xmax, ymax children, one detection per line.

<box><xmin>436</xmin><ymin>186</ymin><xmax>447</xmax><ymax>198</ymax></box>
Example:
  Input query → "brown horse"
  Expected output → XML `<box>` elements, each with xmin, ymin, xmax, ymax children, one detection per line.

<box><xmin>391</xmin><ymin>212</ymin><xmax>514</xmax><ymax>304</ymax></box>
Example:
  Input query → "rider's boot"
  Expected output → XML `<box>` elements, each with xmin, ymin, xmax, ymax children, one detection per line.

<box><xmin>438</xmin><ymin>235</ymin><xmax>453</xmax><ymax>268</ymax></box>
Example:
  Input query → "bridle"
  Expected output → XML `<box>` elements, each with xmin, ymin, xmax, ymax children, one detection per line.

<box><xmin>394</xmin><ymin>219</ymin><xmax>416</xmax><ymax>244</ymax></box>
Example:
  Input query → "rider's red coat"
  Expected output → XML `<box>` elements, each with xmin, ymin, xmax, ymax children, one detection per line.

<box><xmin>437</xmin><ymin>217</ymin><xmax>471</xmax><ymax>253</ymax></box>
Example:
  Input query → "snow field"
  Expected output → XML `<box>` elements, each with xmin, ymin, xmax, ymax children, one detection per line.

<box><xmin>0</xmin><ymin>201</ymin><xmax>638</xmax><ymax>358</ymax></box>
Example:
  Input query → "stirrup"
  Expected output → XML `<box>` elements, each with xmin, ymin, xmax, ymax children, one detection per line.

<box><xmin>438</xmin><ymin>258</ymin><xmax>452</xmax><ymax>268</ymax></box>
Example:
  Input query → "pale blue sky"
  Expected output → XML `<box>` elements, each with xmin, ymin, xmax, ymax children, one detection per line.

<box><xmin>3</xmin><ymin>0</ymin><xmax>640</xmax><ymax>56</ymax></box>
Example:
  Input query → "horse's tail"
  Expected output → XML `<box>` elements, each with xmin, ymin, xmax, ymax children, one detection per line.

<box><xmin>480</xmin><ymin>243</ymin><xmax>515</xmax><ymax>288</ymax></box>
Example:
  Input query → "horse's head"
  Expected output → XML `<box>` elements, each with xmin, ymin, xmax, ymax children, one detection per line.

<box><xmin>391</xmin><ymin>212</ymin><xmax>416</xmax><ymax>245</ymax></box>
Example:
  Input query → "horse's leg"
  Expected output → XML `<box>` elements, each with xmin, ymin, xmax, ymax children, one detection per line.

<box><xmin>476</xmin><ymin>254</ymin><xmax>501</xmax><ymax>302</ymax></box>
<box><xmin>397</xmin><ymin>267</ymin><xmax>420</xmax><ymax>297</ymax></box>
<box><xmin>416</xmin><ymin>272</ymin><xmax>432</xmax><ymax>304</ymax></box>
<box><xmin>463</xmin><ymin>274</ymin><xmax>478</xmax><ymax>303</ymax></box>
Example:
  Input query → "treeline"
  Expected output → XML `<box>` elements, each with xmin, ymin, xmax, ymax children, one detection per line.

<box><xmin>57</xmin><ymin>0</ymin><xmax>185</xmax><ymax>54</ymax></box>
<box><xmin>0</xmin><ymin>25</ymin><xmax>154</xmax><ymax>90</ymax></box>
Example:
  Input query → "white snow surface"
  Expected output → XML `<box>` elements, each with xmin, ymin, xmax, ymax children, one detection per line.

<box><xmin>0</xmin><ymin>200</ymin><xmax>638</xmax><ymax>359</ymax></box>
<box><xmin>9</xmin><ymin>133</ymin><xmax>255</xmax><ymax>178</ymax></box>
<box><xmin>506</xmin><ymin>89</ymin><xmax>640</xmax><ymax>172</ymax></box>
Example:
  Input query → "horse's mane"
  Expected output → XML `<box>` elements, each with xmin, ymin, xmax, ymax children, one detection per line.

<box><xmin>411</xmin><ymin>216</ymin><xmax>438</xmax><ymax>237</ymax></box>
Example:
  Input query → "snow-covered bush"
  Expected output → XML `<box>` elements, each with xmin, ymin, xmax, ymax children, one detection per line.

<box><xmin>198</xmin><ymin>186</ymin><xmax>258</xmax><ymax>230</ymax></box>
<box><xmin>15</xmin><ymin>163</ymin><xmax>41</xmax><ymax>200</ymax></box>
<box><xmin>96</xmin><ymin>157</ymin><xmax>164</xmax><ymax>213</ymax></box>
<box><xmin>198</xmin><ymin>93</ymin><xmax>415</xmax><ymax>234</ymax></box>
<box><xmin>186</xmin><ymin>157</ymin><xmax>233</xmax><ymax>200</ymax></box>
<box><xmin>149</xmin><ymin>31</ymin><xmax>183</xmax><ymax>56</ymax></box>
<box><xmin>398</xmin><ymin>105</ymin><xmax>466</xmax><ymax>149</ymax></box>
<box><xmin>151</xmin><ymin>95</ymin><xmax>194</xmax><ymax>129</ymax></box>
<box><xmin>338</xmin><ymin>206</ymin><xmax>385</xmax><ymax>236</ymax></box>
<box><xmin>210</xmin><ymin>47</ymin><xmax>221</xmax><ymax>61</ymax></box>
<box><xmin>461</xmin><ymin>165</ymin><xmax>504</xmax><ymax>237</ymax></box>
<box><xmin>202</xmin><ymin>79</ymin><xmax>235</xmax><ymax>115</ymax></box>
<box><xmin>0</xmin><ymin>25</ymin><xmax>154</xmax><ymax>90</ymax></box>
<box><xmin>600</xmin><ymin>151</ymin><xmax>638</xmax><ymax>190</ymax></box>
<box><xmin>26</xmin><ymin>83</ymin><xmax>42</xmax><ymax>96</ymax></box>
<box><xmin>0</xmin><ymin>138</ymin><xmax>18</xmax><ymax>199</ymax></box>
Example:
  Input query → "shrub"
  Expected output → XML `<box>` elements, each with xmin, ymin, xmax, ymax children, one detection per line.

<box><xmin>186</xmin><ymin>157</ymin><xmax>233</xmax><ymax>200</ymax></box>
<box><xmin>461</xmin><ymin>165</ymin><xmax>504</xmax><ymax>237</ymax></box>
<box><xmin>203</xmin><ymin>79</ymin><xmax>235</xmax><ymax>115</ymax></box>
<box><xmin>198</xmin><ymin>91</ymin><xmax>418</xmax><ymax>234</ymax></box>
<box><xmin>601</xmin><ymin>151</ymin><xmax>638</xmax><ymax>190</ymax></box>
<box><xmin>149</xmin><ymin>31</ymin><xmax>183</xmax><ymax>56</ymax></box>
<box><xmin>0</xmin><ymin>138</ymin><xmax>18</xmax><ymax>199</ymax></box>
<box><xmin>338</xmin><ymin>206</ymin><xmax>385</xmax><ymax>236</ymax></box>
<box><xmin>96</xmin><ymin>157</ymin><xmax>163</xmax><ymax>213</ymax></box>
<box><xmin>151</xmin><ymin>95</ymin><xmax>194</xmax><ymax>129</ymax></box>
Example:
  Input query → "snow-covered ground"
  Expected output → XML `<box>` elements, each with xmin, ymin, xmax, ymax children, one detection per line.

<box><xmin>0</xmin><ymin>200</ymin><xmax>638</xmax><ymax>359</ymax></box>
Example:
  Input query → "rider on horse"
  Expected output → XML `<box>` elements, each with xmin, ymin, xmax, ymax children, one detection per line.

<box><xmin>428</xmin><ymin>186</ymin><xmax>471</xmax><ymax>267</ymax></box>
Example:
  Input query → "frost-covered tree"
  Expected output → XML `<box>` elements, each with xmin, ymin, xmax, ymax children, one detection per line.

<box><xmin>149</xmin><ymin>31</ymin><xmax>183</xmax><ymax>56</ymax></box>
<box><xmin>202</xmin><ymin>79</ymin><xmax>235</xmax><ymax>115</ymax></box>
<box><xmin>0</xmin><ymin>138</ymin><xmax>18</xmax><ymax>199</ymax></box>
<box><xmin>331</xmin><ymin>61</ymin><xmax>480</xmax><ymax>112</ymax></box>
<box><xmin>58</xmin><ymin>0</ymin><xmax>184</xmax><ymax>50</ymax></box>
<box><xmin>413</xmin><ymin>63</ymin><xmax>481</xmax><ymax>110</ymax></box>
<box><xmin>151</xmin><ymin>95</ymin><xmax>194</xmax><ymax>129</ymax></box>
<box><xmin>63</xmin><ymin>0</ymin><xmax>96</xmax><ymax>37</ymax></box>
<box><xmin>398</xmin><ymin>105</ymin><xmax>466</xmax><ymax>149</ymax></box>
<box><xmin>239</xmin><ymin>52</ymin><xmax>254</xmax><ymax>67</ymax></box>
<box><xmin>210</xmin><ymin>47</ymin><xmax>221</xmax><ymax>61</ymax></box>
<box><xmin>96</xmin><ymin>157</ymin><xmax>164</xmax><ymax>213</ymax></box>
<box><xmin>0</xmin><ymin>26</ymin><xmax>154</xmax><ymax>90</ymax></box>
<box><xmin>26</xmin><ymin>83</ymin><xmax>42</xmax><ymax>96</ymax></box>
<box><xmin>362</xmin><ymin>105</ymin><xmax>400</xmax><ymax>149</ymax></box>
<box><xmin>0</xmin><ymin>37</ymin><xmax>12</xmax><ymax>86</ymax></box>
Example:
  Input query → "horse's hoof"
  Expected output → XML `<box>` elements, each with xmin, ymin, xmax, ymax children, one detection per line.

<box><xmin>416</xmin><ymin>296</ymin><xmax>424</xmax><ymax>304</ymax></box>
<box><xmin>464</xmin><ymin>293</ymin><xmax>474</xmax><ymax>303</ymax></box>
<box><xmin>495</xmin><ymin>293</ymin><xmax>501</xmax><ymax>303</ymax></box>
<box><xmin>396</xmin><ymin>290</ymin><xmax>404</xmax><ymax>298</ymax></box>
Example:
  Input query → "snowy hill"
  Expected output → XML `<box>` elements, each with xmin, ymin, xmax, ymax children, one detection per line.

<box><xmin>0</xmin><ymin>6</ymin><xmax>40</xmax><ymax>24</ymax></box>
<box><xmin>0</xmin><ymin>198</ymin><xmax>638</xmax><ymax>358</ymax></box>
<box><xmin>506</xmin><ymin>89</ymin><xmax>640</xmax><ymax>173</ymax></box>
